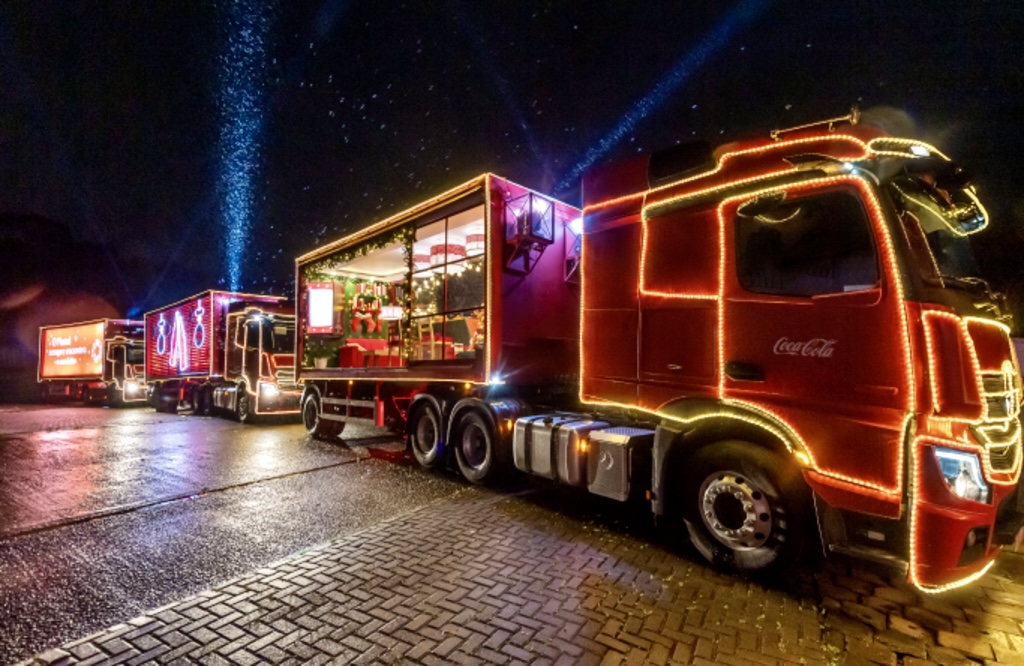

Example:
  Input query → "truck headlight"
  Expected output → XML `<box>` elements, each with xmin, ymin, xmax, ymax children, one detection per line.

<box><xmin>260</xmin><ymin>382</ymin><xmax>279</xmax><ymax>397</ymax></box>
<box><xmin>124</xmin><ymin>380</ymin><xmax>139</xmax><ymax>394</ymax></box>
<box><xmin>933</xmin><ymin>447</ymin><xmax>990</xmax><ymax>504</ymax></box>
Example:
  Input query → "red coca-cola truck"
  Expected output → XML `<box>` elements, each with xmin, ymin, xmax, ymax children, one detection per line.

<box><xmin>294</xmin><ymin>111</ymin><xmax>1023</xmax><ymax>591</ymax></box>
<box><xmin>144</xmin><ymin>290</ymin><xmax>301</xmax><ymax>422</ymax></box>
<box><xmin>38</xmin><ymin>318</ymin><xmax>145</xmax><ymax>405</ymax></box>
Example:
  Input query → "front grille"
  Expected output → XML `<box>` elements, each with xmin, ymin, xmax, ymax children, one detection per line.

<box><xmin>275</xmin><ymin>368</ymin><xmax>298</xmax><ymax>390</ymax></box>
<box><xmin>988</xmin><ymin>443</ymin><xmax>1020</xmax><ymax>471</ymax></box>
<box><xmin>972</xmin><ymin>416</ymin><xmax>1021</xmax><ymax>474</ymax></box>
<box><xmin>980</xmin><ymin>371</ymin><xmax>1020</xmax><ymax>420</ymax></box>
<box><xmin>974</xmin><ymin>368</ymin><xmax>1022</xmax><ymax>473</ymax></box>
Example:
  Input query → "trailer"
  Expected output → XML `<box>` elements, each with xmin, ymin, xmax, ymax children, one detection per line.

<box><xmin>38</xmin><ymin>319</ymin><xmax>145</xmax><ymax>405</ymax></box>
<box><xmin>295</xmin><ymin>111</ymin><xmax>1023</xmax><ymax>592</ymax></box>
<box><xmin>144</xmin><ymin>290</ymin><xmax>301</xmax><ymax>422</ymax></box>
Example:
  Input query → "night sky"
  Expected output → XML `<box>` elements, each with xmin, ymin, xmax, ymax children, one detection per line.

<box><xmin>2</xmin><ymin>1</ymin><xmax>1024</xmax><ymax>327</ymax></box>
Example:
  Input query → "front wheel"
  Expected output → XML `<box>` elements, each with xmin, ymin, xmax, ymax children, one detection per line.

<box><xmin>236</xmin><ymin>386</ymin><xmax>259</xmax><ymax>424</ymax></box>
<box><xmin>302</xmin><ymin>393</ymin><xmax>335</xmax><ymax>440</ymax></box>
<box><xmin>107</xmin><ymin>384</ymin><xmax>125</xmax><ymax>408</ymax></box>
<box><xmin>409</xmin><ymin>402</ymin><xmax>444</xmax><ymax>469</ymax></box>
<box><xmin>680</xmin><ymin>441</ymin><xmax>809</xmax><ymax>575</ymax></box>
<box><xmin>454</xmin><ymin>411</ymin><xmax>498</xmax><ymax>484</ymax></box>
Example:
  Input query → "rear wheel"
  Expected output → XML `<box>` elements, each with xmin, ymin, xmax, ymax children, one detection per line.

<box><xmin>680</xmin><ymin>441</ymin><xmax>809</xmax><ymax>575</ymax></box>
<box><xmin>191</xmin><ymin>384</ymin><xmax>212</xmax><ymax>415</ymax></box>
<box><xmin>454</xmin><ymin>411</ymin><xmax>498</xmax><ymax>484</ymax></box>
<box><xmin>155</xmin><ymin>388</ymin><xmax>177</xmax><ymax>413</ymax></box>
<box><xmin>409</xmin><ymin>402</ymin><xmax>444</xmax><ymax>469</ymax></box>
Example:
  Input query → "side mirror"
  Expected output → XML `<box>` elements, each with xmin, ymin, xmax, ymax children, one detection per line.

<box><xmin>737</xmin><ymin>192</ymin><xmax>787</xmax><ymax>219</ymax></box>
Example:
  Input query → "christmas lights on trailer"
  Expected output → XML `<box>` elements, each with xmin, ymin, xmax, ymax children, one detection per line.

<box><xmin>293</xmin><ymin>110</ymin><xmax>1024</xmax><ymax>592</ymax></box>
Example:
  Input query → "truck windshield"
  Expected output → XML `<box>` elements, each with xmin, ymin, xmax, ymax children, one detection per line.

<box><xmin>886</xmin><ymin>174</ymin><xmax>984</xmax><ymax>282</ymax></box>
<box><xmin>266</xmin><ymin>322</ymin><xmax>295</xmax><ymax>354</ymax></box>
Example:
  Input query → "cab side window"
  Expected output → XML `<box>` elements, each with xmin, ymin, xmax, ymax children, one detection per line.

<box><xmin>735</xmin><ymin>190</ymin><xmax>879</xmax><ymax>297</ymax></box>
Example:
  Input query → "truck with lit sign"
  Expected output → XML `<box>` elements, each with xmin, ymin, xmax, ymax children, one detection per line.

<box><xmin>144</xmin><ymin>290</ymin><xmax>301</xmax><ymax>422</ymax></box>
<box><xmin>38</xmin><ymin>319</ymin><xmax>145</xmax><ymax>405</ymax></box>
<box><xmin>294</xmin><ymin>110</ymin><xmax>1023</xmax><ymax>592</ymax></box>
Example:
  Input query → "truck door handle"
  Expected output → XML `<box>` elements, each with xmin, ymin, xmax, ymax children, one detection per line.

<box><xmin>725</xmin><ymin>360</ymin><xmax>764</xmax><ymax>382</ymax></box>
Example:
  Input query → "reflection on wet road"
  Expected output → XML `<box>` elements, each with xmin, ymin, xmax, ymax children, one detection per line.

<box><xmin>0</xmin><ymin>404</ymin><xmax>465</xmax><ymax>663</ymax></box>
<box><xmin>0</xmin><ymin>406</ymin><xmax>393</xmax><ymax>537</ymax></box>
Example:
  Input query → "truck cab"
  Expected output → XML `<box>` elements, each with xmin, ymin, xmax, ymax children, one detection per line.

<box><xmin>214</xmin><ymin>304</ymin><xmax>300</xmax><ymax>421</ymax></box>
<box><xmin>581</xmin><ymin>113</ymin><xmax>1022</xmax><ymax>590</ymax></box>
<box><xmin>144</xmin><ymin>291</ymin><xmax>300</xmax><ymax>422</ymax></box>
<box><xmin>38</xmin><ymin>319</ymin><xmax>146</xmax><ymax>406</ymax></box>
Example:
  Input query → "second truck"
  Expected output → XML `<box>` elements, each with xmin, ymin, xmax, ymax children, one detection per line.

<box><xmin>144</xmin><ymin>290</ymin><xmax>301</xmax><ymax>422</ymax></box>
<box><xmin>294</xmin><ymin>110</ymin><xmax>1023</xmax><ymax>592</ymax></box>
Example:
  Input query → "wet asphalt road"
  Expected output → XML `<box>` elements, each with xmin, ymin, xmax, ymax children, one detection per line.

<box><xmin>0</xmin><ymin>404</ymin><xmax>465</xmax><ymax>664</ymax></box>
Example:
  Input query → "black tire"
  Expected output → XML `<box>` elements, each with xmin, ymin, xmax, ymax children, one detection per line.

<box><xmin>302</xmin><ymin>393</ymin><xmax>334</xmax><ymax>440</ymax></box>
<box><xmin>454</xmin><ymin>411</ymin><xmax>498</xmax><ymax>484</ymax></box>
<box><xmin>155</xmin><ymin>390</ymin><xmax>177</xmax><ymax>413</ymax></box>
<box><xmin>679</xmin><ymin>441</ymin><xmax>809</xmax><ymax>575</ymax></box>
<box><xmin>188</xmin><ymin>383</ymin><xmax>201</xmax><ymax>409</ymax></box>
<box><xmin>107</xmin><ymin>384</ymin><xmax>125</xmax><ymax>408</ymax></box>
<box><xmin>409</xmin><ymin>402</ymin><xmax>445</xmax><ymax>469</ymax></box>
<box><xmin>199</xmin><ymin>386</ymin><xmax>213</xmax><ymax>415</ymax></box>
<box><xmin>190</xmin><ymin>385</ymin><xmax>208</xmax><ymax>415</ymax></box>
<box><xmin>236</xmin><ymin>385</ymin><xmax>258</xmax><ymax>424</ymax></box>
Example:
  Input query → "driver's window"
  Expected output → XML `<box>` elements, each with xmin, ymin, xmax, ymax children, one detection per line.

<box><xmin>735</xmin><ymin>190</ymin><xmax>879</xmax><ymax>297</ymax></box>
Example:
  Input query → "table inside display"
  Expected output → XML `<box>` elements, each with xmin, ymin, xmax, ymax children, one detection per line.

<box><xmin>340</xmin><ymin>338</ymin><xmax>404</xmax><ymax>368</ymax></box>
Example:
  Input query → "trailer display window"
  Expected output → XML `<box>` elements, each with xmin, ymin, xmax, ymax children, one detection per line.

<box><xmin>300</xmin><ymin>225</ymin><xmax>412</xmax><ymax>368</ymax></box>
<box><xmin>299</xmin><ymin>203</ymin><xmax>486</xmax><ymax>368</ymax></box>
<box><xmin>735</xmin><ymin>190</ymin><xmax>879</xmax><ymax>297</ymax></box>
<box><xmin>410</xmin><ymin>205</ymin><xmax>486</xmax><ymax>361</ymax></box>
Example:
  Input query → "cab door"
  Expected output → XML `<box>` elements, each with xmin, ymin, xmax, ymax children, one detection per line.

<box><xmin>720</xmin><ymin>180</ymin><xmax>910</xmax><ymax>498</ymax></box>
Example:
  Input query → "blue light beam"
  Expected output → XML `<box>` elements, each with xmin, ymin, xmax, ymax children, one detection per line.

<box><xmin>217</xmin><ymin>0</ymin><xmax>275</xmax><ymax>291</ymax></box>
<box><xmin>449</xmin><ymin>1</ymin><xmax>552</xmax><ymax>186</ymax></box>
<box><xmin>554</xmin><ymin>0</ymin><xmax>772</xmax><ymax>195</ymax></box>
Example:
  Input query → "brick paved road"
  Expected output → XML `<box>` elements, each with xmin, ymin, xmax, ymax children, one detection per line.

<box><xmin>17</xmin><ymin>480</ymin><xmax>1024</xmax><ymax>666</ymax></box>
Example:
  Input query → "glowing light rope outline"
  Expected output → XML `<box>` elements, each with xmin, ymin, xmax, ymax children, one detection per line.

<box><xmin>921</xmin><ymin>310</ymin><xmax>987</xmax><ymax>423</ymax></box>
<box><xmin>586</xmin><ymin>133</ymin><xmax>959</xmax><ymax>220</ymax></box>
<box><xmin>194</xmin><ymin>299</ymin><xmax>207</xmax><ymax>349</ymax></box>
<box><xmin>909</xmin><ymin>434</ymin><xmax>999</xmax><ymax>592</ymax></box>
<box><xmin>484</xmin><ymin>176</ymin><xmax>493</xmax><ymax>382</ymax></box>
<box><xmin>720</xmin><ymin>177</ymin><xmax>914</xmax><ymax>495</ymax></box>
<box><xmin>156</xmin><ymin>313</ymin><xmax>168</xmax><ymax>355</ymax></box>
<box><xmin>168</xmin><ymin>310</ymin><xmax>190</xmax><ymax>372</ymax></box>
<box><xmin>584</xmin><ymin>173</ymin><xmax>917</xmax><ymax>497</ymax></box>
<box><xmin>578</xmin><ymin>396</ymin><xmax>805</xmax><ymax>458</ymax></box>
<box><xmin>587</xmin><ymin>134</ymin><xmax>872</xmax><ymax>215</ymax></box>
<box><xmin>578</xmin><ymin>128</ymin><xmax>1014</xmax><ymax>587</ymax></box>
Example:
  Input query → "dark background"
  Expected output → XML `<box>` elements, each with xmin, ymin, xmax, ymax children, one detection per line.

<box><xmin>2</xmin><ymin>1</ymin><xmax>1023</xmax><ymax>397</ymax></box>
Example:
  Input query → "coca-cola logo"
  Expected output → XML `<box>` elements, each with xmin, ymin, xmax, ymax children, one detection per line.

<box><xmin>773</xmin><ymin>337</ymin><xmax>836</xmax><ymax>358</ymax></box>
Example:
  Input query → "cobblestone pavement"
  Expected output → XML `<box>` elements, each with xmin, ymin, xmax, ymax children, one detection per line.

<box><xmin>16</xmin><ymin>480</ymin><xmax>1024</xmax><ymax>666</ymax></box>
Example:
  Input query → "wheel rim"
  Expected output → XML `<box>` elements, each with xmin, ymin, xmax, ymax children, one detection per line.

<box><xmin>238</xmin><ymin>394</ymin><xmax>250</xmax><ymax>420</ymax></box>
<box><xmin>460</xmin><ymin>422</ymin><xmax>488</xmax><ymax>469</ymax></box>
<box><xmin>698</xmin><ymin>471</ymin><xmax>774</xmax><ymax>550</ymax></box>
<box><xmin>414</xmin><ymin>413</ymin><xmax>438</xmax><ymax>456</ymax></box>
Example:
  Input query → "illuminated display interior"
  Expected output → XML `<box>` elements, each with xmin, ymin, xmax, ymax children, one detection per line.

<box><xmin>302</xmin><ymin>204</ymin><xmax>486</xmax><ymax>369</ymax></box>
